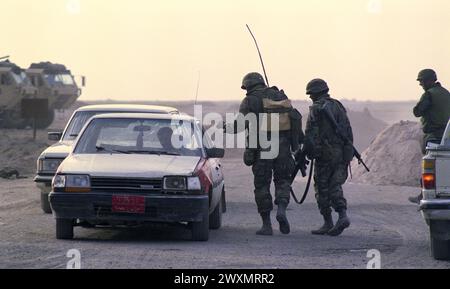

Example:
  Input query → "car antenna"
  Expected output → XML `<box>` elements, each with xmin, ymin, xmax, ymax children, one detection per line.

<box><xmin>194</xmin><ymin>70</ymin><xmax>201</xmax><ymax>105</ymax></box>
<box><xmin>246</xmin><ymin>24</ymin><xmax>270</xmax><ymax>86</ymax></box>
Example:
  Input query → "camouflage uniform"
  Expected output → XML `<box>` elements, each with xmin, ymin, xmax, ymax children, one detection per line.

<box><xmin>237</xmin><ymin>85</ymin><xmax>295</xmax><ymax>214</ymax></box>
<box><xmin>227</xmin><ymin>72</ymin><xmax>300</xmax><ymax>235</ymax></box>
<box><xmin>303</xmin><ymin>78</ymin><xmax>352</xmax><ymax>236</ymax></box>
<box><xmin>409</xmin><ymin>69</ymin><xmax>450</xmax><ymax>204</ymax></box>
<box><xmin>305</xmin><ymin>93</ymin><xmax>352</xmax><ymax>216</ymax></box>
<box><xmin>413</xmin><ymin>82</ymin><xmax>450</xmax><ymax>154</ymax></box>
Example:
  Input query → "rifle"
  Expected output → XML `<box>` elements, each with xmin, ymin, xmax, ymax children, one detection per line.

<box><xmin>290</xmin><ymin>149</ymin><xmax>314</xmax><ymax>205</ymax></box>
<box><xmin>322</xmin><ymin>103</ymin><xmax>370</xmax><ymax>172</ymax></box>
<box><xmin>293</xmin><ymin>149</ymin><xmax>309</xmax><ymax>178</ymax></box>
<box><xmin>0</xmin><ymin>56</ymin><xmax>9</xmax><ymax>61</ymax></box>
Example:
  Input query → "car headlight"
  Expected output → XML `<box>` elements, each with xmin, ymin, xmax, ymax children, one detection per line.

<box><xmin>163</xmin><ymin>176</ymin><xmax>187</xmax><ymax>191</ymax></box>
<box><xmin>52</xmin><ymin>174</ymin><xmax>90</xmax><ymax>192</ymax></box>
<box><xmin>187</xmin><ymin>177</ymin><xmax>201</xmax><ymax>191</ymax></box>
<box><xmin>53</xmin><ymin>175</ymin><xmax>66</xmax><ymax>188</ymax></box>
<box><xmin>38</xmin><ymin>158</ymin><xmax>63</xmax><ymax>173</ymax></box>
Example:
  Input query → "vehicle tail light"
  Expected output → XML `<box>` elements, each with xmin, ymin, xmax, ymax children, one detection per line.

<box><xmin>422</xmin><ymin>173</ymin><xmax>436</xmax><ymax>190</ymax></box>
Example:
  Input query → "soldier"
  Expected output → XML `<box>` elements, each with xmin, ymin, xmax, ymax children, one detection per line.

<box><xmin>303</xmin><ymin>79</ymin><xmax>353</xmax><ymax>236</ymax></box>
<box><xmin>225</xmin><ymin>72</ymin><xmax>302</xmax><ymax>235</ymax></box>
<box><xmin>409</xmin><ymin>69</ymin><xmax>450</xmax><ymax>204</ymax></box>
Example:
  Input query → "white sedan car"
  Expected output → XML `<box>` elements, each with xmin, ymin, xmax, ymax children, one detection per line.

<box><xmin>49</xmin><ymin>113</ymin><xmax>225</xmax><ymax>241</ymax></box>
<box><xmin>35</xmin><ymin>104</ymin><xmax>179</xmax><ymax>214</ymax></box>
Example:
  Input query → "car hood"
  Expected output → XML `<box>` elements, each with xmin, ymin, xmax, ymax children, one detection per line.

<box><xmin>39</xmin><ymin>141</ymin><xmax>74</xmax><ymax>159</ymax></box>
<box><xmin>59</xmin><ymin>154</ymin><xmax>201</xmax><ymax>178</ymax></box>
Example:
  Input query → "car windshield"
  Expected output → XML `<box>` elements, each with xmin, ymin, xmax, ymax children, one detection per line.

<box><xmin>63</xmin><ymin>111</ymin><xmax>104</xmax><ymax>141</ymax></box>
<box><xmin>10</xmin><ymin>72</ymin><xmax>29</xmax><ymax>84</ymax></box>
<box><xmin>74</xmin><ymin>118</ymin><xmax>203</xmax><ymax>157</ymax></box>
<box><xmin>45</xmin><ymin>74</ymin><xmax>75</xmax><ymax>85</ymax></box>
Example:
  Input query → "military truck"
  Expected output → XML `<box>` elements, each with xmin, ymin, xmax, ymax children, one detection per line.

<box><xmin>0</xmin><ymin>58</ymin><xmax>83</xmax><ymax>129</ymax></box>
<box><xmin>26</xmin><ymin>61</ymin><xmax>84</xmax><ymax>128</ymax></box>
<box><xmin>0</xmin><ymin>58</ymin><xmax>38</xmax><ymax>128</ymax></box>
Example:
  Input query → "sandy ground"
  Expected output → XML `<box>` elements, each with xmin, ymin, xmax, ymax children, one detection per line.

<box><xmin>0</xmin><ymin>157</ymin><xmax>448</xmax><ymax>269</ymax></box>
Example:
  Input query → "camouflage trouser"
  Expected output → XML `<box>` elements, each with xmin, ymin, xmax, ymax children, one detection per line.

<box><xmin>252</xmin><ymin>136</ymin><xmax>295</xmax><ymax>214</ymax></box>
<box><xmin>314</xmin><ymin>161</ymin><xmax>348</xmax><ymax>216</ymax></box>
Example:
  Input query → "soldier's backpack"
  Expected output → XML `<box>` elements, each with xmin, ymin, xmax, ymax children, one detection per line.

<box><xmin>260</xmin><ymin>87</ymin><xmax>303</xmax><ymax>151</ymax></box>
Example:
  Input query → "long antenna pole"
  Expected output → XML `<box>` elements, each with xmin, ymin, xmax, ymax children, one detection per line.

<box><xmin>246</xmin><ymin>24</ymin><xmax>269</xmax><ymax>86</ymax></box>
<box><xmin>194</xmin><ymin>70</ymin><xmax>200</xmax><ymax>105</ymax></box>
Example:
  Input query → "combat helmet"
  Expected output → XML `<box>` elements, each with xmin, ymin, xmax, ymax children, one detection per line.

<box><xmin>417</xmin><ymin>69</ymin><xmax>437</xmax><ymax>82</ymax></box>
<box><xmin>306</xmin><ymin>78</ymin><xmax>329</xmax><ymax>95</ymax></box>
<box><xmin>241</xmin><ymin>72</ymin><xmax>266</xmax><ymax>90</ymax></box>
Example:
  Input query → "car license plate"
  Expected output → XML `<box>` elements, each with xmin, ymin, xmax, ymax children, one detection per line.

<box><xmin>112</xmin><ymin>195</ymin><xmax>145</xmax><ymax>214</ymax></box>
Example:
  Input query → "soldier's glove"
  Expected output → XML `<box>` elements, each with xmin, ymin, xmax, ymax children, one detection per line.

<box><xmin>223</xmin><ymin>122</ymin><xmax>236</xmax><ymax>134</ymax></box>
<box><xmin>294</xmin><ymin>150</ymin><xmax>309</xmax><ymax>178</ymax></box>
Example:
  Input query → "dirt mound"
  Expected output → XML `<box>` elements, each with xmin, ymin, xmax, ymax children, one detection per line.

<box><xmin>0</xmin><ymin>129</ymin><xmax>50</xmax><ymax>177</ymax></box>
<box><xmin>350</xmin><ymin>121</ymin><xmax>424</xmax><ymax>187</ymax></box>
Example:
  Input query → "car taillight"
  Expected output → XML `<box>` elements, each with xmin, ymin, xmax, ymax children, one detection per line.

<box><xmin>194</xmin><ymin>159</ymin><xmax>212</xmax><ymax>194</ymax></box>
<box><xmin>422</xmin><ymin>173</ymin><xmax>436</xmax><ymax>190</ymax></box>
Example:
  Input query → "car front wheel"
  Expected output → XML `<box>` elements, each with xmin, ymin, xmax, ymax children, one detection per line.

<box><xmin>41</xmin><ymin>192</ymin><xmax>52</xmax><ymax>214</ymax></box>
<box><xmin>56</xmin><ymin>219</ymin><xmax>74</xmax><ymax>240</ymax></box>
<box><xmin>209</xmin><ymin>193</ymin><xmax>223</xmax><ymax>230</ymax></box>
<box><xmin>191</xmin><ymin>211</ymin><xmax>209</xmax><ymax>241</ymax></box>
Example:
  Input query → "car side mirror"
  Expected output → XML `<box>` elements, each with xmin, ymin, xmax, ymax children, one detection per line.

<box><xmin>206</xmin><ymin>148</ymin><xmax>225</xmax><ymax>159</ymax></box>
<box><xmin>48</xmin><ymin>131</ymin><xmax>62</xmax><ymax>141</ymax></box>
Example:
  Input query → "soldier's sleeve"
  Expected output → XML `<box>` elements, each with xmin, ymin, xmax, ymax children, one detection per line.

<box><xmin>303</xmin><ymin>105</ymin><xmax>320</xmax><ymax>157</ymax></box>
<box><xmin>413</xmin><ymin>92</ymin><xmax>432</xmax><ymax>117</ymax></box>
<box><xmin>225</xmin><ymin>97</ymin><xmax>250</xmax><ymax>134</ymax></box>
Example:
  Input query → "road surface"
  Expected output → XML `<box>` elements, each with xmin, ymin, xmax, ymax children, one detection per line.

<box><xmin>0</xmin><ymin>158</ymin><xmax>448</xmax><ymax>269</ymax></box>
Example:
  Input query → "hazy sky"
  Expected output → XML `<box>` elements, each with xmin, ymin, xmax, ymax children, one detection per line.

<box><xmin>2</xmin><ymin>0</ymin><xmax>449</xmax><ymax>102</ymax></box>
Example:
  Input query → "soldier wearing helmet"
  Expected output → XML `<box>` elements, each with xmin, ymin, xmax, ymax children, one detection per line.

<box><xmin>409</xmin><ymin>69</ymin><xmax>450</xmax><ymax>204</ymax></box>
<box><xmin>225</xmin><ymin>72</ymin><xmax>303</xmax><ymax>236</ymax></box>
<box><xmin>303</xmin><ymin>79</ymin><xmax>353</xmax><ymax>236</ymax></box>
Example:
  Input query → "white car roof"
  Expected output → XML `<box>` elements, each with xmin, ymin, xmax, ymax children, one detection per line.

<box><xmin>90</xmin><ymin>112</ymin><xmax>196</xmax><ymax>122</ymax></box>
<box><xmin>75</xmin><ymin>104</ymin><xmax>179</xmax><ymax>114</ymax></box>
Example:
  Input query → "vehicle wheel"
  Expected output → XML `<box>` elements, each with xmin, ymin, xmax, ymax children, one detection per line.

<box><xmin>430</xmin><ymin>233</ymin><xmax>450</xmax><ymax>260</ymax></box>
<box><xmin>0</xmin><ymin>110</ymin><xmax>28</xmax><ymax>129</ymax></box>
<box><xmin>191</xmin><ymin>211</ymin><xmax>209</xmax><ymax>241</ymax></box>
<box><xmin>221</xmin><ymin>189</ymin><xmax>227</xmax><ymax>213</ymax></box>
<box><xmin>40</xmin><ymin>192</ymin><xmax>52</xmax><ymax>214</ymax></box>
<box><xmin>56</xmin><ymin>219</ymin><xmax>74</xmax><ymax>240</ymax></box>
<box><xmin>209</xmin><ymin>194</ymin><xmax>222</xmax><ymax>230</ymax></box>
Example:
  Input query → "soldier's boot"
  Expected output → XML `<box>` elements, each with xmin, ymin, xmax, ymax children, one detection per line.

<box><xmin>256</xmin><ymin>212</ymin><xmax>273</xmax><ymax>236</ymax></box>
<box><xmin>311</xmin><ymin>212</ymin><xmax>334</xmax><ymax>235</ymax></box>
<box><xmin>327</xmin><ymin>209</ymin><xmax>351</xmax><ymax>237</ymax></box>
<box><xmin>276</xmin><ymin>202</ymin><xmax>290</xmax><ymax>235</ymax></box>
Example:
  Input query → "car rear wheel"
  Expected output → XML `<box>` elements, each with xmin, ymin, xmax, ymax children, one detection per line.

<box><xmin>209</xmin><ymin>193</ymin><xmax>223</xmax><ymax>230</ymax></box>
<box><xmin>40</xmin><ymin>192</ymin><xmax>52</xmax><ymax>214</ymax></box>
<box><xmin>430</xmin><ymin>221</ymin><xmax>450</xmax><ymax>260</ymax></box>
<box><xmin>56</xmin><ymin>219</ymin><xmax>74</xmax><ymax>240</ymax></box>
<box><xmin>191</xmin><ymin>211</ymin><xmax>209</xmax><ymax>241</ymax></box>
